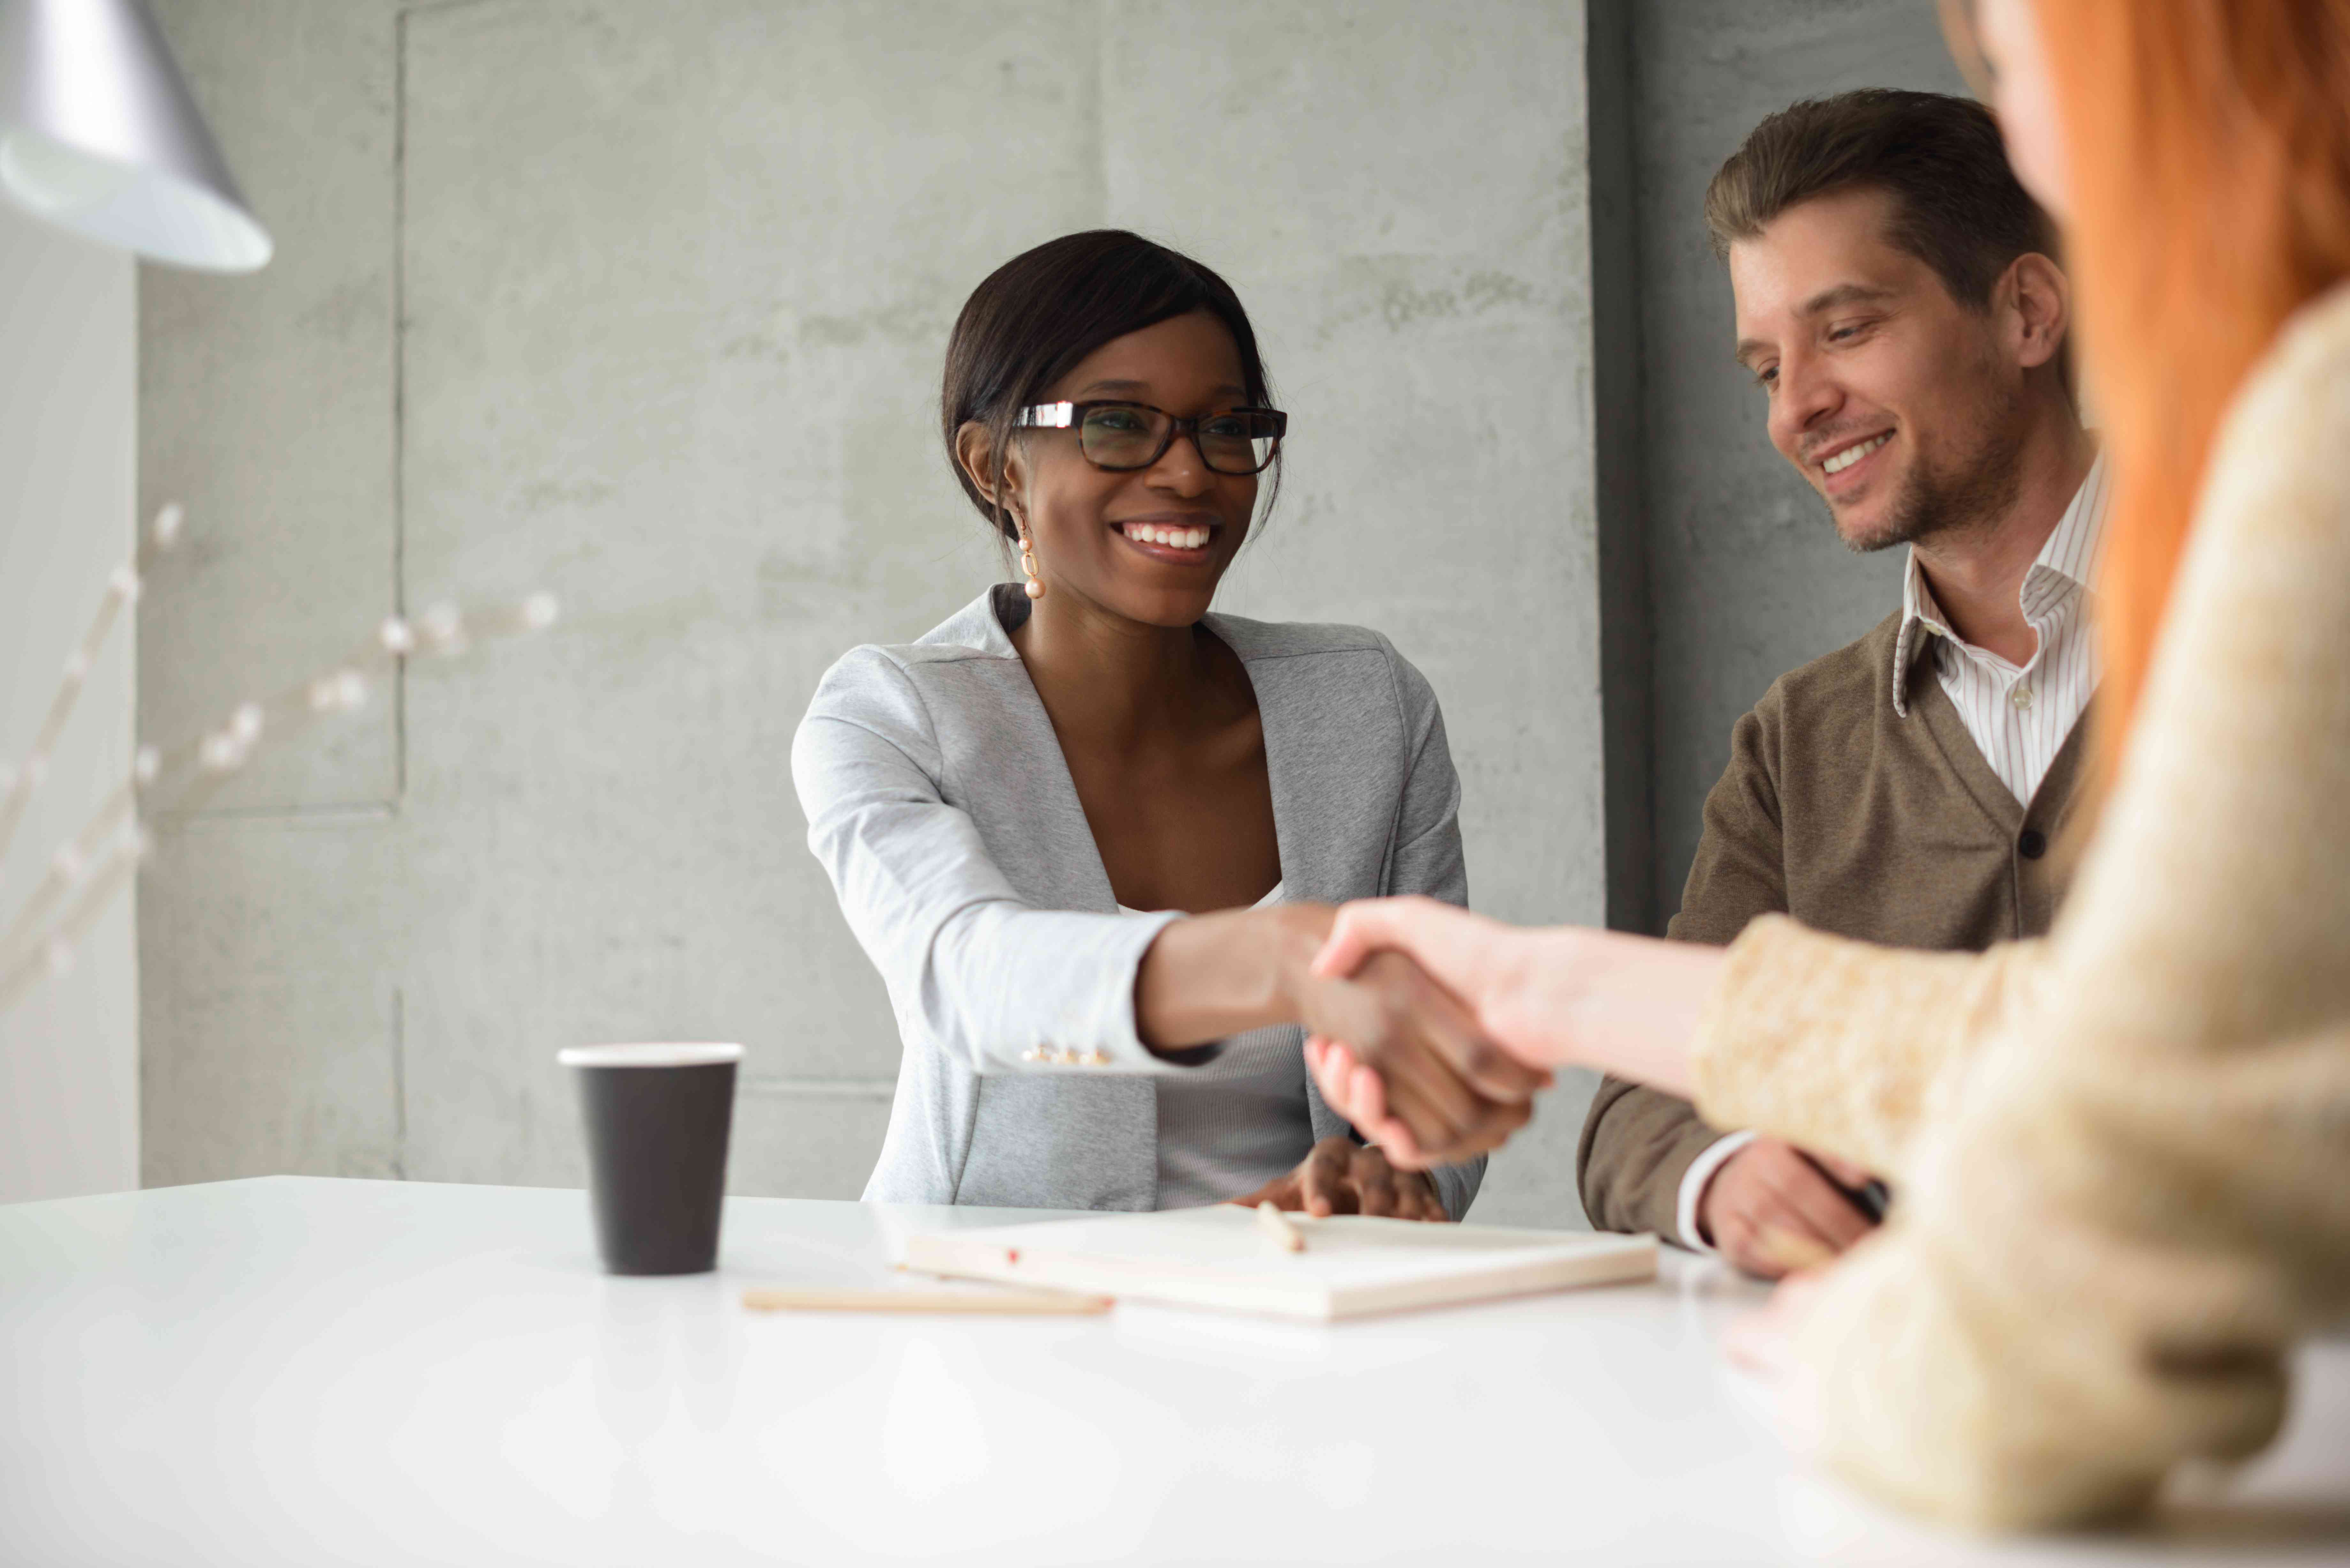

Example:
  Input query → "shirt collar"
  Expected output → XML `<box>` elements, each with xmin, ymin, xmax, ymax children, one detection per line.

<box><xmin>1890</xmin><ymin>450</ymin><xmax>2110</xmax><ymax>717</ymax></box>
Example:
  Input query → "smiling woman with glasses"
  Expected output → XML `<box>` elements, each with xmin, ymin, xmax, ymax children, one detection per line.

<box><xmin>790</xmin><ymin>229</ymin><xmax>1541</xmax><ymax>1221</ymax></box>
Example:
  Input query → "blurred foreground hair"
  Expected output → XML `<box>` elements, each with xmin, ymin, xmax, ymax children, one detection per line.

<box><xmin>2016</xmin><ymin>0</ymin><xmax>2350</xmax><ymax>770</ymax></box>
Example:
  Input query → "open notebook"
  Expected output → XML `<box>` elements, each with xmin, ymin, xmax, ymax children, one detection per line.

<box><xmin>898</xmin><ymin>1205</ymin><xmax>1657</xmax><ymax>1321</ymax></box>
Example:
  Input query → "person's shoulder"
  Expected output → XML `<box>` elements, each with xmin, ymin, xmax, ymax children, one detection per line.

<box><xmin>804</xmin><ymin>591</ymin><xmax>1020</xmax><ymax>721</ymax></box>
<box><xmin>2241</xmin><ymin>281</ymin><xmax>2350</xmax><ymax>414</ymax></box>
<box><xmin>1208</xmin><ymin>611</ymin><xmax>1390</xmax><ymax>663</ymax></box>
<box><xmin>1211</xmin><ymin>613</ymin><xmax>1441</xmax><ymax>715</ymax></box>
<box><xmin>1754</xmin><ymin>610</ymin><xmax>1905</xmax><ymax>727</ymax></box>
<box><xmin>2214</xmin><ymin>282</ymin><xmax>2350</xmax><ymax>507</ymax></box>
<box><xmin>2171</xmin><ymin>282</ymin><xmax>2350</xmax><ymax>647</ymax></box>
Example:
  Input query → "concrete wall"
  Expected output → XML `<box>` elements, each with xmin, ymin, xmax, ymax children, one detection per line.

<box><xmin>0</xmin><ymin>204</ymin><xmax>138</xmax><ymax>1202</ymax></box>
<box><xmin>139</xmin><ymin>1</ymin><xmax>1609</xmax><ymax>1225</ymax></box>
<box><xmin>1625</xmin><ymin>1</ymin><xmax>1968</xmax><ymax>924</ymax></box>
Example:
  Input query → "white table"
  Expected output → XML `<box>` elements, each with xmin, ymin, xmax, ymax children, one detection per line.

<box><xmin>3</xmin><ymin>1177</ymin><xmax>2345</xmax><ymax>1565</ymax></box>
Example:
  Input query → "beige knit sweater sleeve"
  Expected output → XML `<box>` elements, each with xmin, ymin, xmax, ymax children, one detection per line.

<box><xmin>1691</xmin><ymin>283</ymin><xmax>2350</xmax><ymax>1531</ymax></box>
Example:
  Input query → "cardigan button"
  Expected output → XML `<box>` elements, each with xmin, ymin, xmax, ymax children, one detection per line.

<box><xmin>2019</xmin><ymin>829</ymin><xmax>2048</xmax><ymax>860</ymax></box>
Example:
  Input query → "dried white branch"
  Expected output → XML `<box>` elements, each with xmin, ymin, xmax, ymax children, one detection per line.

<box><xmin>0</xmin><ymin>834</ymin><xmax>144</xmax><ymax>1017</ymax></box>
<box><xmin>0</xmin><ymin>589</ymin><xmax>560</xmax><ymax>1016</ymax></box>
<box><xmin>0</xmin><ymin>504</ymin><xmax>183</xmax><ymax>874</ymax></box>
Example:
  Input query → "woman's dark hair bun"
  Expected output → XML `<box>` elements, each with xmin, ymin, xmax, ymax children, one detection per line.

<box><xmin>941</xmin><ymin>230</ymin><xmax>1276</xmax><ymax>540</ymax></box>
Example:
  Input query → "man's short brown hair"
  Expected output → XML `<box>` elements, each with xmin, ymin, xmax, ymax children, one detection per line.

<box><xmin>1705</xmin><ymin>89</ymin><xmax>2058</xmax><ymax>309</ymax></box>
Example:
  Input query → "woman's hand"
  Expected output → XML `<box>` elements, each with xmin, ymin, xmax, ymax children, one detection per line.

<box><xmin>1286</xmin><ymin>950</ymin><xmax>1550</xmax><ymax>1169</ymax></box>
<box><xmin>1307</xmin><ymin>1035</ymin><xmax>1438</xmax><ymax>1168</ymax></box>
<box><xmin>1232</xmin><ymin>1137</ymin><xmax>1447</xmax><ymax>1221</ymax></box>
<box><xmin>1304</xmin><ymin>897</ymin><xmax>1729</xmax><ymax>1162</ymax></box>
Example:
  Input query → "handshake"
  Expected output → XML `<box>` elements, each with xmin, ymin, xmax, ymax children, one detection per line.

<box><xmin>1145</xmin><ymin>895</ymin><xmax>1722</xmax><ymax>1176</ymax></box>
<box><xmin>1279</xmin><ymin>897</ymin><xmax>1553</xmax><ymax>1171</ymax></box>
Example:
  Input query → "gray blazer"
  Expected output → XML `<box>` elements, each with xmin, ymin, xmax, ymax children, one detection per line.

<box><xmin>792</xmin><ymin>585</ymin><xmax>1484</xmax><ymax>1218</ymax></box>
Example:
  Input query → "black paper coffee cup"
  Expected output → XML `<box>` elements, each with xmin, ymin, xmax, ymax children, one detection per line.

<box><xmin>558</xmin><ymin>1042</ymin><xmax>743</xmax><ymax>1275</ymax></box>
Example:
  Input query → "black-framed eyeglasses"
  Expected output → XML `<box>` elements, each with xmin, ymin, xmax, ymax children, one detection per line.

<box><xmin>1014</xmin><ymin>401</ymin><xmax>1286</xmax><ymax>475</ymax></box>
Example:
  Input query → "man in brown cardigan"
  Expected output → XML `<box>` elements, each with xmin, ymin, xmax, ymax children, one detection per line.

<box><xmin>1577</xmin><ymin>91</ymin><xmax>2104</xmax><ymax>1276</ymax></box>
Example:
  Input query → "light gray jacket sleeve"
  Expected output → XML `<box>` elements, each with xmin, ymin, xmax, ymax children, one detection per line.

<box><xmin>1376</xmin><ymin>637</ymin><xmax>1487</xmax><ymax>1221</ymax></box>
<box><xmin>792</xmin><ymin>646</ymin><xmax>1188</xmax><ymax>1077</ymax></box>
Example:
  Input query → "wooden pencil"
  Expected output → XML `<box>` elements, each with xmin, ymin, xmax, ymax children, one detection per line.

<box><xmin>1255</xmin><ymin>1200</ymin><xmax>1306</xmax><ymax>1252</ymax></box>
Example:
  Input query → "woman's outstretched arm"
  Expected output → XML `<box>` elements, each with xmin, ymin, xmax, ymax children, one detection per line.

<box><xmin>797</xmin><ymin>644</ymin><xmax>1544</xmax><ymax>1155</ymax></box>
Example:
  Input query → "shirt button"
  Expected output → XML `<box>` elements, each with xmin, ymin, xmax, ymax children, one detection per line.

<box><xmin>2011</xmin><ymin>685</ymin><xmax>2035</xmax><ymax>710</ymax></box>
<box><xmin>2019</xmin><ymin>829</ymin><xmax>2048</xmax><ymax>860</ymax></box>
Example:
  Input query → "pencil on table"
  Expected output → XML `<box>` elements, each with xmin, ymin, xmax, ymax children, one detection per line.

<box><xmin>1256</xmin><ymin>1200</ymin><xmax>1306</xmax><ymax>1253</ymax></box>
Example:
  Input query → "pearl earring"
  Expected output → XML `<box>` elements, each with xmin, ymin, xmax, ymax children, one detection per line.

<box><xmin>1019</xmin><ymin>528</ymin><xmax>1045</xmax><ymax>600</ymax></box>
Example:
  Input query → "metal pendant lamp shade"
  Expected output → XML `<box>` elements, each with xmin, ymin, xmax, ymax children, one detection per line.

<box><xmin>0</xmin><ymin>0</ymin><xmax>270</xmax><ymax>271</ymax></box>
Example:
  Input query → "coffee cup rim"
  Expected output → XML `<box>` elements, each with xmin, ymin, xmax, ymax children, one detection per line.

<box><xmin>557</xmin><ymin>1042</ymin><xmax>745</xmax><ymax>1069</ymax></box>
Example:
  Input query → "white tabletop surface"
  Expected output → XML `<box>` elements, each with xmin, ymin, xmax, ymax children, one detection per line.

<box><xmin>3</xmin><ymin>1177</ymin><xmax>2345</xmax><ymax>1566</ymax></box>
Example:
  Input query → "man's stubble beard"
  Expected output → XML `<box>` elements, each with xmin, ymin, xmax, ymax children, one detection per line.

<box><xmin>1835</xmin><ymin>394</ymin><xmax>2028</xmax><ymax>556</ymax></box>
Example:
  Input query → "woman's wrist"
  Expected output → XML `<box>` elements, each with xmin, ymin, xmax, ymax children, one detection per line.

<box><xmin>1138</xmin><ymin>901</ymin><xmax>1338</xmax><ymax>1053</ymax></box>
<box><xmin>1264</xmin><ymin>903</ymin><xmax>1339</xmax><ymax>1019</ymax></box>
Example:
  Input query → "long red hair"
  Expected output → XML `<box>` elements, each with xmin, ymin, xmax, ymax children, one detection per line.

<box><xmin>2030</xmin><ymin>0</ymin><xmax>2350</xmax><ymax>766</ymax></box>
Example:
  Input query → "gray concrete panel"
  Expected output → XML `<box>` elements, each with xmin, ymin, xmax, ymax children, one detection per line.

<box><xmin>139</xmin><ymin>820</ymin><xmax>406</xmax><ymax>1187</ymax></box>
<box><xmin>137</xmin><ymin>1</ymin><xmax>401</xmax><ymax>812</ymax></box>
<box><xmin>718</xmin><ymin>1087</ymin><xmax>898</xmax><ymax>1203</ymax></box>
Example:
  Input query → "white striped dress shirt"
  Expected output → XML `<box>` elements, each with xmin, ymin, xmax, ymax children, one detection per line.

<box><xmin>1675</xmin><ymin>456</ymin><xmax>2109</xmax><ymax>1255</ymax></box>
<box><xmin>1891</xmin><ymin>455</ymin><xmax>2110</xmax><ymax>805</ymax></box>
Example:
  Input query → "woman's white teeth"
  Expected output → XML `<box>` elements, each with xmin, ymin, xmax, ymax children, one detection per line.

<box><xmin>1123</xmin><ymin>523</ymin><xmax>1210</xmax><ymax>549</ymax></box>
<box><xmin>1823</xmin><ymin>433</ymin><xmax>1891</xmax><ymax>475</ymax></box>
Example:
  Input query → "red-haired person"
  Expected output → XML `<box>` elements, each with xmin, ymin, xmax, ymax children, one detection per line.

<box><xmin>1305</xmin><ymin>0</ymin><xmax>2350</xmax><ymax>1531</ymax></box>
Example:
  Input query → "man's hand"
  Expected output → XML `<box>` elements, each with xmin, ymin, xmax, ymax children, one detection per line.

<box><xmin>1699</xmin><ymin>1138</ymin><xmax>1878</xmax><ymax>1279</ymax></box>
<box><xmin>1289</xmin><ymin>951</ymin><xmax>1550</xmax><ymax>1169</ymax></box>
<box><xmin>1232</xmin><ymin>1137</ymin><xmax>1447</xmax><ymax>1221</ymax></box>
